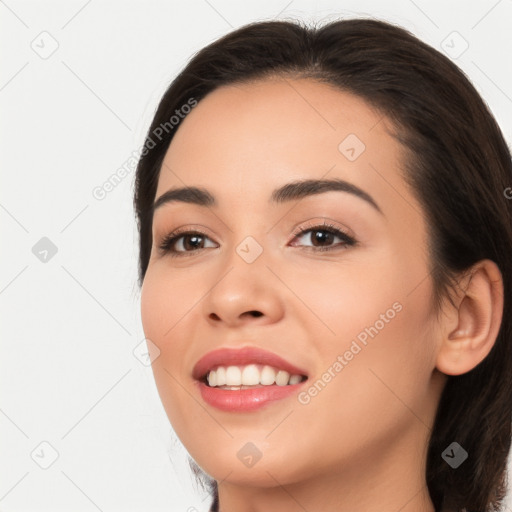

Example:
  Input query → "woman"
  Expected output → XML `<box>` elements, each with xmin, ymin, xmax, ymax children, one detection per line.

<box><xmin>133</xmin><ymin>18</ymin><xmax>512</xmax><ymax>512</ymax></box>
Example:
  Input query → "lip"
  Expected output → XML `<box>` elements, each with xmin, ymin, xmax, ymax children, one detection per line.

<box><xmin>192</xmin><ymin>346</ymin><xmax>309</xmax><ymax>381</ymax></box>
<box><xmin>192</xmin><ymin>346</ymin><xmax>309</xmax><ymax>412</ymax></box>
<box><xmin>195</xmin><ymin>380</ymin><xmax>306</xmax><ymax>412</ymax></box>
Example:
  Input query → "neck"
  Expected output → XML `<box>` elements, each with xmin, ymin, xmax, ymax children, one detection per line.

<box><xmin>216</xmin><ymin>422</ymin><xmax>437</xmax><ymax>512</ymax></box>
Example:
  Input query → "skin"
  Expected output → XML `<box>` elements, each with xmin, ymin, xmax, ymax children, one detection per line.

<box><xmin>140</xmin><ymin>78</ymin><xmax>504</xmax><ymax>512</ymax></box>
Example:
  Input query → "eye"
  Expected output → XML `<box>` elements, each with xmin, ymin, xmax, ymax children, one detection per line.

<box><xmin>158</xmin><ymin>229</ymin><xmax>218</xmax><ymax>257</ymax></box>
<box><xmin>289</xmin><ymin>222</ymin><xmax>356</xmax><ymax>252</ymax></box>
<box><xmin>157</xmin><ymin>221</ymin><xmax>356</xmax><ymax>258</ymax></box>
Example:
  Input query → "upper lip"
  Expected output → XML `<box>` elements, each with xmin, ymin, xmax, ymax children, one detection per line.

<box><xmin>192</xmin><ymin>346</ymin><xmax>309</xmax><ymax>381</ymax></box>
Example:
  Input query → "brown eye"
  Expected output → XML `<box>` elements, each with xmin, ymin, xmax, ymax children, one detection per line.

<box><xmin>291</xmin><ymin>225</ymin><xmax>356</xmax><ymax>251</ymax></box>
<box><xmin>309</xmin><ymin>230</ymin><xmax>335</xmax><ymax>247</ymax></box>
<box><xmin>180</xmin><ymin>234</ymin><xmax>206</xmax><ymax>251</ymax></box>
<box><xmin>159</xmin><ymin>230</ymin><xmax>217</xmax><ymax>256</ymax></box>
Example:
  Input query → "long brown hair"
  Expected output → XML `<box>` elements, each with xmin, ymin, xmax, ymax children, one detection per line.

<box><xmin>133</xmin><ymin>18</ymin><xmax>512</xmax><ymax>512</ymax></box>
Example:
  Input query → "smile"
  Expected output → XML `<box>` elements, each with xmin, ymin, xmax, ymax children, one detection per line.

<box><xmin>206</xmin><ymin>364</ymin><xmax>306</xmax><ymax>388</ymax></box>
<box><xmin>193</xmin><ymin>347</ymin><xmax>309</xmax><ymax>412</ymax></box>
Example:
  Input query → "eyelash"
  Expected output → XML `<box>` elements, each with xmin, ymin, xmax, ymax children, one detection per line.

<box><xmin>157</xmin><ymin>222</ymin><xmax>357</xmax><ymax>258</ymax></box>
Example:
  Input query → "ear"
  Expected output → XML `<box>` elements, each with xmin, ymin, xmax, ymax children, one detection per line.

<box><xmin>435</xmin><ymin>259</ymin><xmax>504</xmax><ymax>376</ymax></box>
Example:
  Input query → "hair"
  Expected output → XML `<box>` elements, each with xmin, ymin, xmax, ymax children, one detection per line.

<box><xmin>133</xmin><ymin>17</ymin><xmax>512</xmax><ymax>512</ymax></box>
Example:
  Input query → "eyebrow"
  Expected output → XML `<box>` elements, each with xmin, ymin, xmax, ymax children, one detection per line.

<box><xmin>152</xmin><ymin>178</ymin><xmax>383</xmax><ymax>215</ymax></box>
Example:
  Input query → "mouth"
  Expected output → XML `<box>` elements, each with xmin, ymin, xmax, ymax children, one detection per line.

<box><xmin>192</xmin><ymin>346</ymin><xmax>309</xmax><ymax>411</ymax></box>
<box><xmin>201</xmin><ymin>363</ymin><xmax>308</xmax><ymax>389</ymax></box>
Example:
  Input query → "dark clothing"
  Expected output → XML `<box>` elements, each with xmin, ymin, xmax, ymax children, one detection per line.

<box><xmin>209</xmin><ymin>494</ymin><xmax>219</xmax><ymax>512</ymax></box>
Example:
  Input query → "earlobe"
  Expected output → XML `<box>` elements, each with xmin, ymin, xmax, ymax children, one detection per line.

<box><xmin>435</xmin><ymin>259</ymin><xmax>504</xmax><ymax>376</ymax></box>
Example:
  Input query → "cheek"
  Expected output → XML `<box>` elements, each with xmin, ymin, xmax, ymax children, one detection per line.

<box><xmin>279</xmin><ymin>252</ymin><xmax>411</xmax><ymax>351</ymax></box>
<box><xmin>140</xmin><ymin>271</ymin><xmax>170</xmax><ymax>352</ymax></box>
<box><xmin>140</xmin><ymin>264</ymin><xmax>198</xmax><ymax>345</ymax></box>
<box><xmin>283</xmin><ymin>296</ymin><xmax>437</xmax><ymax>477</ymax></box>
<box><xmin>140</xmin><ymin>266</ymin><xmax>197</xmax><ymax>403</ymax></box>
<box><xmin>140</xmin><ymin>266</ymin><xmax>201</xmax><ymax>433</ymax></box>
<box><xmin>287</xmin><ymin>252</ymin><xmax>437</xmax><ymax>421</ymax></box>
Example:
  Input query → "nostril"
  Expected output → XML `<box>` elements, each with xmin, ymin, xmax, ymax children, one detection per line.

<box><xmin>248</xmin><ymin>311</ymin><xmax>263</xmax><ymax>317</ymax></box>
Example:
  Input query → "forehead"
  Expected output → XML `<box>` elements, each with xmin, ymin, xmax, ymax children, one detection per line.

<box><xmin>156</xmin><ymin>78</ymin><xmax>410</xmax><ymax>213</ymax></box>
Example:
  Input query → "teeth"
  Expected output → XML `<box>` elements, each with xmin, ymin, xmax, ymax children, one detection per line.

<box><xmin>275</xmin><ymin>370</ymin><xmax>290</xmax><ymax>386</ymax></box>
<box><xmin>225</xmin><ymin>366</ymin><xmax>241</xmax><ymax>386</ymax></box>
<box><xmin>261</xmin><ymin>365</ymin><xmax>276</xmax><ymax>385</ymax></box>
<box><xmin>205</xmin><ymin>364</ymin><xmax>304</xmax><ymax>388</ymax></box>
<box><xmin>216</xmin><ymin>366</ymin><xmax>226</xmax><ymax>386</ymax></box>
<box><xmin>207</xmin><ymin>370</ymin><xmax>216</xmax><ymax>387</ymax></box>
<box><xmin>241</xmin><ymin>364</ymin><xmax>260</xmax><ymax>385</ymax></box>
<box><xmin>288</xmin><ymin>374</ymin><xmax>302</xmax><ymax>385</ymax></box>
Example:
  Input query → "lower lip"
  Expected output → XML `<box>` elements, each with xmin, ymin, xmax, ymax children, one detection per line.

<box><xmin>196</xmin><ymin>380</ymin><xmax>306</xmax><ymax>412</ymax></box>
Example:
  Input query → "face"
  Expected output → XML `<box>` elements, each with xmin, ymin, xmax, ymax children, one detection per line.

<box><xmin>140</xmin><ymin>78</ymin><xmax>447</xmax><ymax>490</ymax></box>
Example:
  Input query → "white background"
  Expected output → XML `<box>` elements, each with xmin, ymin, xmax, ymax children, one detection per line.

<box><xmin>1</xmin><ymin>1</ymin><xmax>511</xmax><ymax>511</ymax></box>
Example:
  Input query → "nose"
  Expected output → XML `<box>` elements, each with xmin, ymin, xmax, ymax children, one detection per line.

<box><xmin>202</xmin><ymin>248</ymin><xmax>285</xmax><ymax>329</ymax></box>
